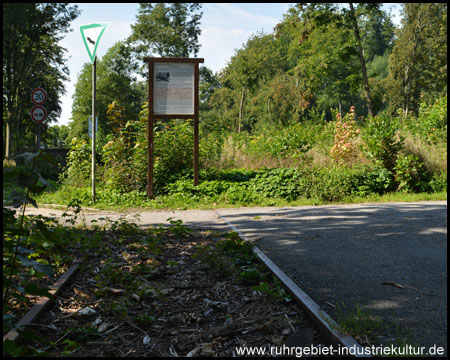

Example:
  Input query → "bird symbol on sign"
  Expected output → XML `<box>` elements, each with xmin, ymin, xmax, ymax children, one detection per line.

<box><xmin>87</xmin><ymin>37</ymin><xmax>95</xmax><ymax>45</ymax></box>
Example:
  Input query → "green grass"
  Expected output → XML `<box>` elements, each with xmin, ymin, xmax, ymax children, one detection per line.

<box><xmin>33</xmin><ymin>182</ymin><xmax>446</xmax><ymax>212</ymax></box>
<box><xmin>339</xmin><ymin>191</ymin><xmax>446</xmax><ymax>205</ymax></box>
<box><xmin>334</xmin><ymin>303</ymin><xmax>384</xmax><ymax>342</ymax></box>
<box><xmin>333</xmin><ymin>302</ymin><xmax>424</xmax><ymax>353</ymax></box>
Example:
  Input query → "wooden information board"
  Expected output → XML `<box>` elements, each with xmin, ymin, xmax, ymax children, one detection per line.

<box><xmin>144</xmin><ymin>57</ymin><xmax>204</xmax><ymax>198</ymax></box>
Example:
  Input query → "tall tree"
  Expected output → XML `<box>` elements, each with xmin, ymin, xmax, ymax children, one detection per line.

<box><xmin>291</xmin><ymin>3</ymin><xmax>379</xmax><ymax>115</ymax></box>
<box><xmin>127</xmin><ymin>3</ymin><xmax>202</xmax><ymax>78</ymax></box>
<box><xmin>359</xmin><ymin>5</ymin><xmax>396</xmax><ymax>63</ymax></box>
<box><xmin>199</xmin><ymin>66</ymin><xmax>220</xmax><ymax>109</ymax></box>
<box><xmin>219</xmin><ymin>32</ymin><xmax>284</xmax><ymax>132</ymax></box>
<box><xmin>348</xmin><ymin>3</ymin><xmax>373</xmax><ymax>115</ymax></box>
<box><xmin>386</xmin><ymin>3</ymin><xmax>447</xmax><ymax>117</ymax></box>
<box><xmin>274</xmin><ymin>4</ymin><xmax>362</xmax><ymax>119</ymax></box>
<box><xmin>357</xmin><ymin>5</ymin><xmax>395</xmax><ymax>114</ymax></box>
<box><xmin>3</xmin><ymin>3</ymin><xmax>80</xmax><ymax>158</ymax></box>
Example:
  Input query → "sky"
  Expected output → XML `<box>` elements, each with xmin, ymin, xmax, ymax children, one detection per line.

<box><xmin>57</xmin><ymin>3</ymin><xmax>401</xmax><ymax>127</ymax></box>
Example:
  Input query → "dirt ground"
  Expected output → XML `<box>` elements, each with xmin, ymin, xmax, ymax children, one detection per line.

<box><xmin>16</xmin><ymin>224</ymin><xmax>329</xmax><ymax>356</ymax></box>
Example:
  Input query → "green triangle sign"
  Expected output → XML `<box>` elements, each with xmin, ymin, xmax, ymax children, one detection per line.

<box><xmin>80</xmin><ymin>22</ymin><xmax>110</xmax><ymax>64</ymax></box>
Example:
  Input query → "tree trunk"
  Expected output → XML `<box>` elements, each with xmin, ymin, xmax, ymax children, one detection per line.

<box><xmin>349</xmin><ymin>3</ymin><xmax>373</xmax><ymax>116</ymax></box>
<box><xmin>404</xmin><ymin>65</ymin><xmax>410</xmax><ymax>118</ymax></box>
<box><xmin>14</xmin><ymin>87</ymin><xmax>22</xmax><ymax>155</ymax></box>
<box><xmin>5</xmin><ymin>117</ymin><xmax>11</xmax><ymax>160</ymax></box>
<box><xmin>403</xmin><ymin>12</ymin><xmax>421</xmax><ymax>118</ymax></box>
<box><xmin>238</xmin><ymin>88</ymin><xmax>245</xmax><ymax>133</ymax></box>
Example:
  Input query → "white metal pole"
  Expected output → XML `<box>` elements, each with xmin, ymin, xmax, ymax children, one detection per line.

<box><xmin>92</xmin><ymin>56</ymin><xmax>96</xmax><ymax>201</ymax></box>
<box><xmin>37</xmin><ymin>123</ymin><xmax>41</xmax><ymax>150</ymax></box>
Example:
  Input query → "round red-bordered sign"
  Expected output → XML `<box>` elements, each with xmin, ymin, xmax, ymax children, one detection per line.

<box><xmin>30</xmin><ymin>105</ymin><xmax>47</xmax><ymax>123</ymax></box>
<box><xmin>31</xmin><ymin>88</ymin><xmax>47</xmax><ymax>105</ymax></box>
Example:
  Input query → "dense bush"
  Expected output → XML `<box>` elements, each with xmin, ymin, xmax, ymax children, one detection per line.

<box><xmin>394</xmin><ymin>154</ymin><xmax>431</xmax><ymax>193</ymax></box>
<box><xmin>356</xmin><ymin>167</ymin><xmax>395</xmax><ymax>195</ymax></box>
<box><xmin>61</xmin><ymin>138</ymin><xmax>91</xmax><ymax>187</ymax></box>
<box><xmin>403</xmin><ymin>95</ymin><xmax>447</xmax><ymax>145</ymax></box>
<box><xmin>164</xmin><ymin>165</ymin><xmax>400</xmax><ymax>205</ymax></box>
<box><xmin>199</xmin><ymin>130</ymin><xmax>227</xmax><ymax>166</ymax></box>
<box><xmin>96</xmin><ymin>187</ymin><xmax>149</xmax><ymax>207</ymax></box>
<box><xmin>248</xmin><ymin>165</ymin><xmax>395</xmax><ymax>202</ymax></box>
<box><xmin>306</xmin><ymin>165</ymin><xmax>373</xmax><ymax>202</ymax></box>
<box><xmin>429</xmin><ymin>171</ymin><xmax>447</xmax><ymax>193</ymax></box>
<box><xmin>361</xmin><ymin>115</ymin><xmax>404</xmax><ymax>171</ymax></box>
<box><xmin>101</xmin><ymin>117</ymin><xmax>195</xmax><ymax>194</ymax></box>
<box><xmin>247</xmin><ymin>121</ymin><xmax>334</xmax><ymax>159</ymax></box>
<box><xmin>51</xmin><ymin>101</ymin><xmax>445</xmax><ymax>208</ymax></box>
<box><xmin>102</xmin><ymin>120</ymin><xmax>147</xmax><ymax>193</ymax></box>
<box><xmin>248</xmin><ymin>168</ymin><xmax>306</xmax><ymax>200</ymax></box>
<box><xmin>200</xmin><ymin>168</ymin><xmax>258</xmax><ymax>182</ymax></box>
<box><xmin>63</xmin><ymin>107</ymin><xmax>196</xmax><ymax>195</ymax></box>
<box><xmin>153</xmin><ymin>120</ymin><xmax>194</xmax><ymax>192</ymax></box>
<box><xmin>165</xmin><ymin>179</ymin><xmax>231</xmax><ymax>199</ymax></box>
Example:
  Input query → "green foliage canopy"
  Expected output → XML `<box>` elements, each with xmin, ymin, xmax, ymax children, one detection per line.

<box><xmin>386</xmin><ymin>3</ymin><xmax>447</xmax><ymax>116</ymax></box>
<box><xmin>3</xmin><ymin>3</ymin><xmax>80</xmax><ymax>158</ymax></box>
<box><xmin>127</xmin><ymin>3</ymin><xmax>203</xmax><ymax>78</ymax></box>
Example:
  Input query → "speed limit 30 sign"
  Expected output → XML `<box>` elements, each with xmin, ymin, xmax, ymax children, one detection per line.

<box><xmin>30</xmin><ymin>87</ymin><xmax>47</xmax><ymax>123</ymax></box>
<box><xmin>31</xmin><ymin>87</ymin><xmax>47</xmax><ymax>105</ymax></box>
<box><xmin>31</xmin><ymin>105</ymin><xmax>47</xmax><ymax>123</ymax></box>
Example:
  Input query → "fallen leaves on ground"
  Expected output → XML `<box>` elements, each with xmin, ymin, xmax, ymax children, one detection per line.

<box><xmin>17</xmin><ymin>224</ymin><xmax>328</xmax><ymax>356</ymax></box>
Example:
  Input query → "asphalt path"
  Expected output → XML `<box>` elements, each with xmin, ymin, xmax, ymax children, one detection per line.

<box><xmin>217</xmin><ymin>201</ymin><xmax>447</xmax><ymax>354</ymax></box>
<box><xmin>19</xmin><ymin>201</ymin><xmax>447</xmax><ymax>354</ymax></box>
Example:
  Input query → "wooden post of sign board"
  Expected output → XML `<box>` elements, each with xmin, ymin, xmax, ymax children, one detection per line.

<box><xmin>193</xmin><ymin>61</ymin><xmax>200</xmax><ymax>187</ymax></box>
<box><xmin>147</xmin><ymin>61</ymin><xmax>154</xmax><ymax>198</ymax></box>
<box><xmin>144</xmin><ymin>57</ymin><xmax>204</xmax><ymax>198</ymax></box>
